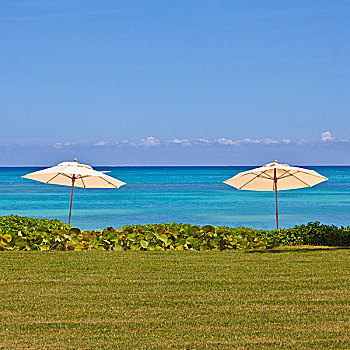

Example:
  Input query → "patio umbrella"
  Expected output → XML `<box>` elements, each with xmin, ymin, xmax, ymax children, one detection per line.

<box><xmin>22</xmin><ymin>158</ymin><xmax>126</xmax><ymax>224</ymax></box>
<box><xmin>223</xmin><ymin>161</ymin><xmax>327</xmax><ymax>229</ymax></box>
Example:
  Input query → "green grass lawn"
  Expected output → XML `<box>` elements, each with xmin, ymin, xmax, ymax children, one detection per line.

<box><xmin>0</xmin><ymin>248</ymin><xmax>349</xmax><ymax>349</ymax></box>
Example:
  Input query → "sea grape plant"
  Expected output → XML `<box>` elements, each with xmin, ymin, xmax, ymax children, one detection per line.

<box><xmin>0</xmin><ymin>216</ymin><xmax>349</xmax><ymax>251</ymax></box>
<box><xmin>0</xmin><ymin>216</ymin><xmax>268</xmax><ymax>251</ymax></box>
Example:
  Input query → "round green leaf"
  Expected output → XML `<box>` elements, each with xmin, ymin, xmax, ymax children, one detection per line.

<box><xmin>140</xmin><ymin>240</ymin><xmax>149</xmax><ymax>249</ymax></box>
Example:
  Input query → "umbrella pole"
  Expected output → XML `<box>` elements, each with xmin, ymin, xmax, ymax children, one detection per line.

<box><xmin>274</xmin><ymin>169</ymin><xmax>279</xmax><ymax>230</ymax></box>
<box><xmin>68</xmin><ymin>175</ymin><xmax>75</xmax><ymax>225</ymax></box>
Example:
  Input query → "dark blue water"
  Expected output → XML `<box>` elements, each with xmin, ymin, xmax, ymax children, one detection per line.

<box><xmin>0</xmin><ymin>167</ymin><xmax>349</xmax><ymax>230</ymax></box>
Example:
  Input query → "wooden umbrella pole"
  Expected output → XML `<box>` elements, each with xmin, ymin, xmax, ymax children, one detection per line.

<box><xmin>68</xmin><ymin>175</ymin><xmax>75</xmax><ymax>225</ymax></box>
<box><xmin>274</xmin><ymin>168</ymin><xmax>279</xmax><ymax>230</ymax></box>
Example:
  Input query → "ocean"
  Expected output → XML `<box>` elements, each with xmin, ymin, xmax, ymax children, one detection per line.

<box><xmin>0</xmin><ymin>166</ymin><xmax>349</xmax><ymax>230</ymax></box>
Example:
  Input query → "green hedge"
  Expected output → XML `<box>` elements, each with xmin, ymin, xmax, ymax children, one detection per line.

<box><xmin>257</xmin><ymin>222</ymin><xmax>350</xmax><ymax>247</ymax></box>
<box><xmin>0</xmin><ymin>216</ymin><xmax>349</xmax><ymax>251</ymax></box>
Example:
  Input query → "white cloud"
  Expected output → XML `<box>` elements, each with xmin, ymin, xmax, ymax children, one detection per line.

<box><xmin>296</xmin><ymin>139</ymin><xmax>309</xmax><ymax>145</ymax></box>
<box><xmin>214</xmin><ymin>138</ymin><xmax>238</xmax><ymax>145</ymax></box>
<box><xmin>166</xmin><ymin>138</ymin><xmax>191</xmax><ymax>146</ymax></box>
<box><xmin>197</xmin><ymin>138</ymin><xmax>211</xmax><ymax>144</ymax></box>
<box><xmin>240</xmin><ymin>138</ymin><xmax>260</xmax><ymax>144</ymax></box>
<box><xmin>118</xmin><ymin>139</ymin><xmax>136</xmax><ymax>146</ymax></box>
<box><xmin>320</xmin><ymin>131</ymin><xmax>349</xmax><ymax>143</ymax></box>
<box><xmin>320</xmin><ymin>131</ymin><xmax>348</xmax><ymax>143</ymax></box>
<box><xmin>239</xmin><ymin>138</ymin><xmax>279</xmax><ymax>144</ymax></box>
<box><xmin>51</xmin><ymin>136</ymin><xmax>343</xmax><ymax>149</ymax></box>
<box><xmin>53</xmin><ymin>142</ymin><xmax>73</xmax><ymax>148</ymax></box>
<box><xmin>321</xmin><ymin>131</ymin><xmax>334</xmax><ymax>142</ymax></box>
<box><xmin>261</xmin><ymin>138</ymin><xmax>279</xmax><ymax>145</ymax></box>
<box><xmin>138</xmin><ymin>136</ymin><xmax>161</xmax><ymax>146</ymax></box>
<box><xmin>93</xmin><ymin>141</ymin><xmax>108</xmax><ymax>146</ymax></box>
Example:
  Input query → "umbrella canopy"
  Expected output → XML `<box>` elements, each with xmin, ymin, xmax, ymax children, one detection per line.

<box><xmin>224</xmin><ymin>161</ymin><xmax>328</xmax><ymax>228</ymax></box>
<box><xmin>224</xmin><ymin>161</ymin><xmax>327</xmax><ymax>191</ymax></box>
<box><xmin>23</xmin><ymin>160</ymin><xmax>126</xmax><ymax>189</ymax></box>
<box><xmin>22</xmin><ymin>159</ymin><xmax>126</xmax><ymax>224</ymax></box>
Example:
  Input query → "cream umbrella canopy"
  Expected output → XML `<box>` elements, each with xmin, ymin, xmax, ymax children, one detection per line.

<box><xmin>223</xmin><ymin>161</ymin><xmax>328</xmax><ymax>229</ymax></box>
<box><xmin>22</xmin><ymin>158</ymin><xmax>126</xmax><ymax>224</ymax></box>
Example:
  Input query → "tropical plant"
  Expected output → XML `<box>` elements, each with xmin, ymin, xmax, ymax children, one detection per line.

<box><xmin>0</xmin><ymin>216</ymin><xmax>349</xmax><ymax>251</ymax></box>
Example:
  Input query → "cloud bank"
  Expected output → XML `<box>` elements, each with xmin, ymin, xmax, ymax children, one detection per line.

<box><xmin>1</xmin><ymin>131</ymin><xmax>349</xmax><ymax>166</ymax></box>
<box><xmin>88</xmin><ymin>131</ymin><xmax>347</xmax><ymax>148</ymax></box>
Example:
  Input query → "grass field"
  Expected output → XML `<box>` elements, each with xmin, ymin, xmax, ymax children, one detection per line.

<box><xmin>0</xmin><ymin>248</ymin><xmax>349</xmax><ymax>349</ymax></box>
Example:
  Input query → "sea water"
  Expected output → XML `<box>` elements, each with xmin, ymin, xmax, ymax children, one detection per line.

<box><xmin>0</xmin><ymin>166</ymin><xmax>349</xmax><ymax>230</ymax></box>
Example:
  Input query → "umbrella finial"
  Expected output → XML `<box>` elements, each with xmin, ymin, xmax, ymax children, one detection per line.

<box><xmin>74</xmin><ymin>158</ymin><xmax>77</xmax><ymax>162</ymax></box>
<box><xmin>274</xmin><ymin>160</ymin><xmax>277</xmax><ymax>163</ymax></box>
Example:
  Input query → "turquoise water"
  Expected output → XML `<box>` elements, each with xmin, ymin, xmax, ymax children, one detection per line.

<box><xmin>0</xmin><ymin>166</ymin><xmax>349</xmax><ymax>230</ymax></box>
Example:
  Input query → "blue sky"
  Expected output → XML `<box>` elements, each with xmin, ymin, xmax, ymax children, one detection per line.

<box><xmin>1</xmin><ymin>1</ymin><xmax>350</xmax><ymax>165</ymax></box>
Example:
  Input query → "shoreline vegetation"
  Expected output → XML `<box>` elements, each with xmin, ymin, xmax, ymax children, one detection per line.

<box><xmin>1</xmin><ymin>217</ymin><xmax>349</xmax><ymax>349</ymax></box>
<box><xmin>0</xmin><ymin>215</ymin><xmax>349</xmax><ymax>251</ymax></box>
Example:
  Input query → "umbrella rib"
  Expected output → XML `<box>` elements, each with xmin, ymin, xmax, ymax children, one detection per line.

<box><xmin>290</xmin><ymin>169</ymin><xmax>327</xmax><ymax>179</ymax></box>
<box><xmin>76</xmin><ymin>175</ymin><xmax>87</xmax><ymax>188</ymax></box>
<box><xmin>60</xmin><ymin>173</ymin><xmax>74</xmax><ymax>180</ymax></box>
<box><xmin>245</xmin><ymin>169</ymin><xmax>274</xmax><ymax>180</ymax></box>
<box><xmin>46</xmin><ymin>173</ymin><xmax>61</xmax><ymax>184</ymax></box>
<box><xmin>277</xmin><ymin>170</ymin><xmax>296</xmax><ymax>180</ymax></box>
<box><xmin>259</xmin><ymin>170</ymin><xmax>274</xmax><ymax>180</ymax></box>
<box><xmin>276</xmin><ymin>170</ymin><xmax>314</xmax><ymax>187</ymax></box>
<box><xmin>238</xmin><ymin>170</ymin><xmax>272</xmax><ymax>189</ymax></box>
<box><xmin>289</xmin><ymin>172</ymin><xmax>312</xmax><ymax>187</ymax></box>
<box><xmin>279</xmin><ymin>170</ymin><xmax>318</xmax><ymax>187</ymax></box>
<box><xmin>277</xmin><ymin>169</ymin><xmax>326</xmax><ymax>181</ymax></box>
<box><xmin>80</xmin><ymin>176</ymin><xmax>86</xmax><ymax>188</ymax></box>
<box><xmin>47</xmin><ymin>172</ymin><xmax>73</xmax><ymax>183</ymax></box>
<box><xmin>99</xmin><ymin>176</ymin><xmax>119</xmax><ymax>188</ymax></box>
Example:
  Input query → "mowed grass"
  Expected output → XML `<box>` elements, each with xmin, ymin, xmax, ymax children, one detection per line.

<box><xmin>0</xmin><ymin>248</ymin><xmax>349</xmax><ymax>349</ymax></box>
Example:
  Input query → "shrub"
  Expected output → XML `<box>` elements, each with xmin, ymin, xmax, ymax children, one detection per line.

<box><xmin>0</xmin><ymin>215</ymin><xmax>70</xmax><ymax>251</ymax></box>
<box><xmin>0</xmin><ymin>216</ymin><xmax>349</xmax><ymax>251</ymax></box>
